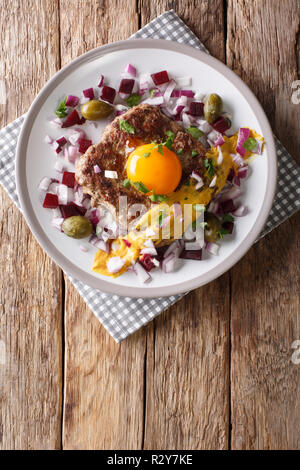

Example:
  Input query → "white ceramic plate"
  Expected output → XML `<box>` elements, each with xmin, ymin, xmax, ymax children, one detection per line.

<box><xmin>16</xmin><ymin>39</ymin><xmax>277</xmax><ymax>298</ymax></box>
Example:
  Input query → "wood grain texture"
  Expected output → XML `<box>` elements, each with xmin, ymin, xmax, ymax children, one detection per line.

<box><xmin>0</xmin><ymin>0</ymin><xmax>62</xmax><ymax>450</ymax></box>
<box><xmin>60</xmin><ymin>0</ymin><xmax>146</xmax><ymax>450</ymax></box>
<box><xmin>140</xmin><ymin>0</ymin><xmax>230</xmax><ymax>450</ymax></box>
<box><xmin>227</xmin><ymin>0</ymin><xmax>300</xmax><ymax>450</ymax></box>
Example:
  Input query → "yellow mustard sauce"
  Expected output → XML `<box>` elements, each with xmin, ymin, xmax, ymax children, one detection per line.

<box><xmin>92</xmin><ymin>129</ymin><xmax>264</xmax><ymax>278</ymax></box>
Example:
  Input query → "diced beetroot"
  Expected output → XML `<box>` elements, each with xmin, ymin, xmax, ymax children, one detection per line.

<box><xmin>56</xmin><ymin>136</ymin><xmax>67</xmax><ymax>147</ymax></box>
<box><xmin>62</xmin><ymin>171</ymin><xmax>76</xmax><ymax>188</ymax></box>
<box><xmin>78</xmin><ymin>117</ymin><xmax>86</xmax><ymax>125</ymax></box>
<box><xmin>59</xmin><ymin>203</ymin><xmax>86</xmax><ymax>218</ymax></box>
<box><xmin>189</xmin><ymin>102</ymin><xmax>204</xmax><ymax>116</ymax></box>
<box><xmin>61</xmin><ymin>109</ymin><xmax>81</xmax><ymax>128</ymax></box>
<box><xmin>151</xmin><ymin>70</ymin><xmax>169</xmax><ymax>86</ymax></box>
<box><xmin>119</xmin><ymin>78</ymin><xmax>134</xmax><ymax>94</ymax></box>
<box><xmin>83</xmin><ymin>88</ymin><xmax>94</xmax><ymax>100</ymax></box>
<box><xmin>156</xmin><ymin>245</ymin><xmax>169</xmax><ymax>261</ymax></box>
<box><xmin>100</xmin><ymin>86</ymin><xmax>116</xmax><ymax>104</ymax></box>
<box><xmin>227</xmin><ymin>168</ymin><xmax>235</xmax><ymax>182</ymax></box>
<box><xmin>219</xmin><ymin>199</ymin><xmax>236</xmax><ymax>214</ymax></box>
<box><xmin>139</xmin><ymin>254</ymin><xmax>156</xmax><ymax>272</ymax></box>
<box><xmin>212</xmin><ymin>116</ymin><xmax>231</xmax><ymax>134</ymax></box>
<box><xmin>223</xmin><ymin>221</ymin><xmax>234</xmax><ymax>234</ymax></box>
<box><xmin>180</xmin><ymin>249</ymin><xmax>202</xmax><ymax>260</ymax></box>
<box><xmin>78</xmin><ymin>138</ymin><xmax>92</xmax><ymax>153</ymax></box>
<box><xmin>43</xmin><ymin>193</ymin><xmax>59</xmax><ymax>209</ymax></box>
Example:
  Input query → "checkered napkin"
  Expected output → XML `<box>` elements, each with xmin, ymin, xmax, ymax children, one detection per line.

<box><xmin>0</xmin><ymin>11</ymin><xmax>299</xmax><ymax>342</ymax></box>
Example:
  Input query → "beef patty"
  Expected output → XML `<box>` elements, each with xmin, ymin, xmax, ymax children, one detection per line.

<box><xmin>75</xmin><ymin>104</ymin><xmax>206</xmax><ymax>218</ymax></box>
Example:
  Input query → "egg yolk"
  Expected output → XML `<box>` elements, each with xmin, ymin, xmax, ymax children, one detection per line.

<box><xmin>126</xmin><ymin>143</ymin><xmax>182</xmax><ymax>195</ymax></box>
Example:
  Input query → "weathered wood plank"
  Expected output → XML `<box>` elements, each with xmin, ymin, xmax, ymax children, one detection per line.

<box><xmin>227</xmin><ymin>0</ymin><xmax>300</xmax><ymax>449</ymax></box>
<box><xmin>0</xmin><ymin>0</ymin><xmax>62</xmax><ymax>450</ymax></box>
<box><xmin>140</xmin><ymin>0</ymin><xmax>230</xmax><ymax>450</ymax></box>
<box><xmin>60</xmin><ymin>0</ymin><xmax>146</xmax><ymax>450</ymax></box>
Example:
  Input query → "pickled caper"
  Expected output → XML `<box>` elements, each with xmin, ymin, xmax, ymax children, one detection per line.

<box><xmin>204</xmin><ymin>212</ymin><xmax>222</xmax><ymax>242</ymax></box>
<box><xmin>62</xmin><ymin>216</ymin><xmax>92</xmax><ymax>239</ymax></box>
<box><xmin>81</xmin><ymin>100</ymin><xmax>113</xmax><ymax>120</ymax></box>
<box><xmin>204</xmin><ymin>93</ymin><xmax>223</xmax><ymax>124</ymax></box>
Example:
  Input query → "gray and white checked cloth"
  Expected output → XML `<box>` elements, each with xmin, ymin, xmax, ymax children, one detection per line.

<box><xmin>0</xmin><ymin>10</ymin><xmax>299</xmax><ymax>342</ymax></box>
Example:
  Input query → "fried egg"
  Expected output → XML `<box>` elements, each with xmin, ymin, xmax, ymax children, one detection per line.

<box><xmin>126</xmin><ymin>143</ymin><xmax>182</xmax><ymax>195</ymax></box>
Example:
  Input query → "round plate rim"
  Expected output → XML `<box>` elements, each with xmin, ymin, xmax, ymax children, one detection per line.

<box><xmin>15</xmin><ymin>38</ymin><xmax>277</xmax><ymax>298</ymax></box>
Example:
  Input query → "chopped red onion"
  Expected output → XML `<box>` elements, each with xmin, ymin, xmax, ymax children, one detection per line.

<box><xmin>220</xmin><ymin>186</ymin><xmax>243</xmax><ymax>202</ymax></box>
<box><xmin>133</xmin><ymin>262</ymin><xmax>151</xmax><ymax>283</ymax></box>
<box><xmin>80</xmin><ymin>245</ymin><xmax>89</xmax><ymax>252</ymax></box>
<box><xmin>217</xmin><ymin>146</ymin><xmax>224</xmax><ymax>164</ymax></box>
<box><xmin>92</xmin><ymin>165</ymin><xmax>100</xmax><ymax>174</ymax></box>
<box><xmin>163</xmin><ymin>239</ymin><xmax>184</xmax><ymax>259</ymax></box>
<box><xmin>232</xmin><ymin>205</ymin><xmax>248</xmax><ymax>217</ymax></box>
<box><xmin>67</xmin><ymin>145</ymin><xmax>80</xmax><ymax>163</ymax></box>
<box><xmin>205</xmin><ymin>241</ymin><xmax>220</xmax><ymax>256</ymax></box>
<box><xmin>50</xmin><ymin>117</ymin><xmax>63</xmax><ymax>128</ymax></box>
<box><xmin>122</xmin><ymin>238</ymin><xmax>131</xmax><ymax>248</ymax></box>
<box><xmin>236</xmin><ymin>128</ymin><xmax>250</xmax><ymax>156</ymax></box>
<box><xmin>142</xmin><ymin>96</ymin><xmax>164</xmax><ymax>106</ymax></box>
<box><xmin>163</xmin><ymin>79</ymin><xmax>176</xmax><ymax>103</ymax></box>
<box><xmin>124</xmin><ymin>63</ymin><xmax>137</xmax><ymax>77</ymax></box>
<box><xmin>54</xmin><ymin>160</ymin><xmax>65</xmax><ymax>173</ymax></box>
<box><xmin>196</xmin><ymin>119</ymin><xmax>213</xmax><ymax>134</ymax></box>
<box><xmin>38</xmin><ymin>176</ymin><xmax>52</xmax><ymax>191</ymax></box>
<box><xmin>184</xmin><ymin>240</ymin><xmax>204</xmax><ymax>251</ymax></box>
<box><xmin>98</xmin><ymin>74</ymin><xmax>104</xmax><ymax>87</ymax></box>
<box><xmin>209</xmin><ymin>175</ymin><xmax>217</xmax><ymax>188</ymax></box>
<box><xmin>140</xmin><ymin>247</ymin><xmax>157</xmax><ymax>256</ymax></box>
<box><xmin>215</xmin><ymin>134</ymin><xmax>225</xmax><ymax>147</ymax></box>
<box><xmin>162</xmin><ymin>253</ymin><xmax>180</xmax><ymax>273</ymax></box>
<box><xmin>51</xmin><ymin>217</ymin><xmax>64</xmax><ymax>231</ymax></box>
<box><xmin>57</xmin><ymin>184</ymin><xmax>69</xmax><ymax>205</ymax></box>
<box><xmin>232</xmin><ymin>153</ymin><xmax>245</xmax><ymax>167</ymax></box>
<box><xmin>44</xmin><ymin>134</ymin><xmax>53</xmax><ymax>144</ymax></box>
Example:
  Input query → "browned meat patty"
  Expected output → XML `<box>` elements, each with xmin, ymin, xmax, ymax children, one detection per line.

<box><xmin>75</xmin><ymin>103</ymin><xmax>206</xmax><ymax>215</ymax></box>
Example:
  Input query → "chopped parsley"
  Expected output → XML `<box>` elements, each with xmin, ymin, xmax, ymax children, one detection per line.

<box><xmin>157</xmin><ymin>143</ymin><xmax>164</xmax><ymax>155</ymax></box>
<box><xmin>55</xmin><ymin>97</ymin><xmax>67</xmax><ymax>118</ymax></box>
<box><xmin>188</xmin><ymin>126</ymin><xmax>204</xmax><ymax>140</ymax></box>
<box><xmin>133</xmin><ymin>181</ymin><xmax>149</xmax><ymax>193</ymax></box>
<box><xmin>143</xmin><ymin>152</ymin><xmax>151</xmax><ymax>158</ymax></box>
<box><xmin>217</xmin><ymin>227</ymin><xmax>230</xmax><ymax>239</ymax></box>
<box><xmin>165</xmin><ymin>130</ymin><xmax>175</xmax><ymax>139</ymax></box>
<box><xmin>204</xmin><ymin>158</ymin><xmax>215</xmax><ymax>178</ymax></box>
<box><xmin>165</xmin><ymin>136</ymin><xmax>174</xmax><ymax>151</ymax></box>
<box><xmin>119</xmin><ymin>119</ymin><xmax>135</xmax><ymax>134</ymax></box>
<box><xmin>122</xmin><ymin>178</ymin><xmax>131</xmax><ymax>189</ymax></box>
<box><xmin>126</xmin><ymin>93</ymin><xmax>141</xmax><ymax>107</ymax></box>
<box><xmin>222</xmin><ymin>214</ymin><xmax>234</xmax><ymax>223</ymax></box>
<box><xmin>177</xmin><ymin>148</ymin><xmax>183</xmax><ymax>155</ymax></box>
<box><xmin>191</xmin><ymin>149</ymin><xmax>198</xmax><ymax>158</ymax></box>
<box><xmin>149</xmin><ymin>89</ymin><xmax>156</xmax><ymax>98</ymax></box>
<box><xmin>243</xmin><ymin>137</ymin><xmax>257</xmax><ymax>152</ymax></box>
<box><xmin>149</xmin><ymin>191</ymin><xmax>167</xmax><ymax>202</ymax></box>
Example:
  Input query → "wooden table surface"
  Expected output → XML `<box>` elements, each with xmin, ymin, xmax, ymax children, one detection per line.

<box><xmin>0</xmin><ymin>0</ymin><xmax>299</xmax><ymax>450</ymax></box>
